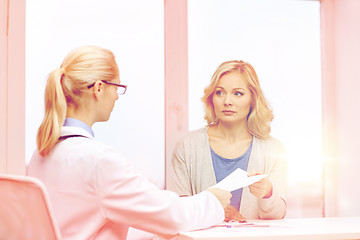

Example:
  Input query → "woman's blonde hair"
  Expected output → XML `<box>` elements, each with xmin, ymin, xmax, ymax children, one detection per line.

<box><xmin>37</xmin><ymin>46</ymin><xmax>119</xmax><ymax>157</ymax></box>
<box><xmin>202</xmin><ymin>60</ymin><xmax>273</xmax><ymax>139</ymax></box>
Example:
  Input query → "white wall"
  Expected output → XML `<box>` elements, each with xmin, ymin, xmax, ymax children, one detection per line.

<box><xmin>26</xmin><ymin>0</ymin><xmax>165</xmax><ymax>188</ymax></box>
<box><xmin>321</xmin><ymin>0</ymin><xmax>360</xmax><ymax>217</ymax></box>
<box><xmin>188</xmin><ymin>0</ymin><xmax>323</xmax><ymax>217</ymax></box>
<box><xmin>333</xmin><ymin>0</ymin><xmax>360</xmax><ymax>216</ymax></box>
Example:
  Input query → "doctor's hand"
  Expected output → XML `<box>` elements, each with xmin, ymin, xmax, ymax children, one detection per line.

<box><xmin>207</xmin><ymin>188</ymin><xmax>232</xmax><ymax>208</ymax></box>
<box><xmin>248</xmin><ymin>172</ymin><xmax>273</xmax><ymax>199</ymax></box>
<box><xmin>224</xmin><ymin>204</ymin><xmax>247</xmax><ymax>223</ymax></box>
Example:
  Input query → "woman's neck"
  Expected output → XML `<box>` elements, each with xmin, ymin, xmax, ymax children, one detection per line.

<box><xmin>210</xmin><ymin>121</ymin><xmax>252</xmax><ymax>143</ymax></box>
<box><xmin>66</xmin><ymin>106</ymin><xmax>95</xmax><ymax>127</ymax></box>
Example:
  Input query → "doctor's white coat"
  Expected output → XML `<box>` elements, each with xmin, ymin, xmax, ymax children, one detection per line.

<box><xmin>28</xmin><ymin>126</ymin><xmax>224</xmax><ymax>240</ymax></box>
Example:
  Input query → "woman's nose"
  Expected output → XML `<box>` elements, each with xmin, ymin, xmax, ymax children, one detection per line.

<box><xmin>224</xmin><ymin>95</ymin><xmax>232</xmax><ymax>106</ymax></box>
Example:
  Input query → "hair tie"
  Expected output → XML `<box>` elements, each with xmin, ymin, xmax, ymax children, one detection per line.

<box><xmin>60</xmin><ymin>67</ymin><xmax>66</xmax><ymax>82</ymax></box>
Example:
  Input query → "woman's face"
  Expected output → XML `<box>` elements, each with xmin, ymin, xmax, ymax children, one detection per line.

<box><xmin>212</xmin><ymin>71</ymin><xmax>252</xmax><ymax>126</ymax></box>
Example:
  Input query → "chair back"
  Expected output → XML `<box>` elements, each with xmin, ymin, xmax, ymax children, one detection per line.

<box><xmin>0</xmin><ymin>174</ymin><xmax>62</xmax><ymax>240</ymax></box>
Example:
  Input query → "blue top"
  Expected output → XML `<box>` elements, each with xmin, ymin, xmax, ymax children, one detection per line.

<box><xmin>63</xmin><ymin>118</ymin><xmax>94</xmax><ymax>137</ymax></box>
<box><xmin>211</xmin><ymin>139</ymin><xmax>253</xmax><ymax>211</ymax></box>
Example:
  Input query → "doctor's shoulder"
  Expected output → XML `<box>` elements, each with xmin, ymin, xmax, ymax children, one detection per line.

<box><xmin>64</xmin><ymin>137</ymin><xmax>127</xmax><ymax>164</ymax></box>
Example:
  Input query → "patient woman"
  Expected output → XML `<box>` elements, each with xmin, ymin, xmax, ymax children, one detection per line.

<box><xmin>27</xmin><ymin>46</ymin><xmax>232</xmax><ymax>240</ymax></box>
<box><xmin>168</xmin><ymin>60</ymin><xmax>287</xmax><ymax>222</ymax></box>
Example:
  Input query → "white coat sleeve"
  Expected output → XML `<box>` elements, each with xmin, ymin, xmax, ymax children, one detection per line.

<box><xmin>95</xmin><ymin>150</ymin><xmax>224</xmax><ymax>239</ymax></box>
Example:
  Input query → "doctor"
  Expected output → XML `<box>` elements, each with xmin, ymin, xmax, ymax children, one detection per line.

<box><xmin>27</xmin><ymin>46</ymin><xmax>231</xmax><ymax>240</ymax></box>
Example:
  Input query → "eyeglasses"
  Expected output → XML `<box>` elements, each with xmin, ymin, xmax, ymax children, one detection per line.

<box><xmin>87</xmin><ymin>80</ymin><xmax>127</xmax><ymax>95</ymax></box>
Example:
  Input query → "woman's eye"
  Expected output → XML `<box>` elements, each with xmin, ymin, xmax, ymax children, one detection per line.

<box><xmin>216</xmin><ymin>90</ymin><xmax>223</xmax><ymax>96</ymax></box>
<box><xmin>235</xmin><ymin>92</ymin><xmax>243</xmax><ymax>96</ymax></box>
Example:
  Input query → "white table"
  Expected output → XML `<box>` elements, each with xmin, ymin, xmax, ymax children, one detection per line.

<box><xmin>176</xmin><ymin>217</ymin><xmax>360</xmax><ymax>240</ymax></box>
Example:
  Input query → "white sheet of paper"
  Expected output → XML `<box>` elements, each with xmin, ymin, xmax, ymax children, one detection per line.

<box><xmin>211</xmin><ymin>168</ymin><xmax>267</xmax><ymax>192</ymax></box>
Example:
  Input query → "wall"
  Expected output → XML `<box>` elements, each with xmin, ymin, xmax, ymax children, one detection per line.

<box><xmin>321</xmin><ymin>0</ymin><xmax>360</xmax><ymax>217</ymax></box>
<box><xmin>0</xmin><ymin>0</ymin><xmax>25</xmax><ymax>175</ymax></box>
<box><xmin>164</xmin><ymin>0</ymin><xmax>189</xmax><ymax>188</ymax></box>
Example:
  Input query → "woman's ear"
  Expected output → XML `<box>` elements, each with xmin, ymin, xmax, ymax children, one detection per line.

<box><xmin>93</xmin><ymin>80</ymin><xmax>103</xmax><ymax>98</ymax></box>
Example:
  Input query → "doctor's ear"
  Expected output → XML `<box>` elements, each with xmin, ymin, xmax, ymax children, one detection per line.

<box><xmin>92</xmin><ymin>81</ymin><xmax>103</xmax><ymax>96</ymax></box>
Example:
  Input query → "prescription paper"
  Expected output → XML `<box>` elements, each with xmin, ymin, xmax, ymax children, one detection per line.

<box><xmin>211</xmin><ymin>168</ymin><xmax>267</xmax><ymax>192</ymax></box>
<box><xmin>213</xmin><ymin>221</ymin><xmax>270</xmax><ymax>228</ymax></box>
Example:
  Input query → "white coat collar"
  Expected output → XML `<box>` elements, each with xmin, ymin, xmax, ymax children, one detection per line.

<box><xmin>60</xmin><ymin>126</ymin><xmax>94</xmax><ymax>139</ymax></box>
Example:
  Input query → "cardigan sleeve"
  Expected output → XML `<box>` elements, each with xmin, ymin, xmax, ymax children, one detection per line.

<box><xmin>256</xmin><ymin>139</ymin><xmax>288</xmax><ymax>219</ymax></box>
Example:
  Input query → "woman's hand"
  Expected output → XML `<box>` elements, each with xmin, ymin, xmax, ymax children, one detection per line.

<box><xmin>207</xmin><ymin>188</ymin><xmax>232</xmax><ymax>208</ymax></box>
<box><xmin>248</xmin><ymin>172</ymin><xmax>273</xmax><ymax>199</ymax></box>
<box><xmin>224</xmin><ymin>204</ymin><xmax>247</xmax><ymax>222</ymax></box>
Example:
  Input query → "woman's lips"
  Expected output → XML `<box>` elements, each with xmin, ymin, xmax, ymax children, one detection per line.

<box><xmin>222</xmin><ymin>110</ymin><xmax>235</xmax><ymax>115</ymax></box>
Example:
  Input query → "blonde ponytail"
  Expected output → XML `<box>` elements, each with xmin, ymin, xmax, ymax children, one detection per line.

<box><xmin>37</xmin><ymin>69</ymin><xmax>67</xmax><ymax>157</ymax></box>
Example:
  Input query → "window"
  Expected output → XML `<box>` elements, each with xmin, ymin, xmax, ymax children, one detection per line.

<box><xmin>188</xmin><ymin>0</ymin><xmax>322</xmax><ymax>217</ymax></box>
<box><xmin>26</xmin><ymin>0</ymin><xmax>165</xmax><ymax>187</ymax></box>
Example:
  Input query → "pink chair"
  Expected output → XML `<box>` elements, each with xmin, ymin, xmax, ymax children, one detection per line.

<box><xmin>0</xmin><ymin>174</ymin><xmax>62</xmax><ymax>240</ymax></box>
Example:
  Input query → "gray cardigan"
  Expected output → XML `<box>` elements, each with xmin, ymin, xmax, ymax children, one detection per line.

<box><xmin>168</xmin><ymin>127</ymin><xmax>288</xmax><ymax>219</ymax></box>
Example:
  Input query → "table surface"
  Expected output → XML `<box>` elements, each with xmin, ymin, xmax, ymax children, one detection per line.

<box><xmin>176</xmin><ymin>217</ymin><xmax>360</xmax><ymax>240</ymax></box>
